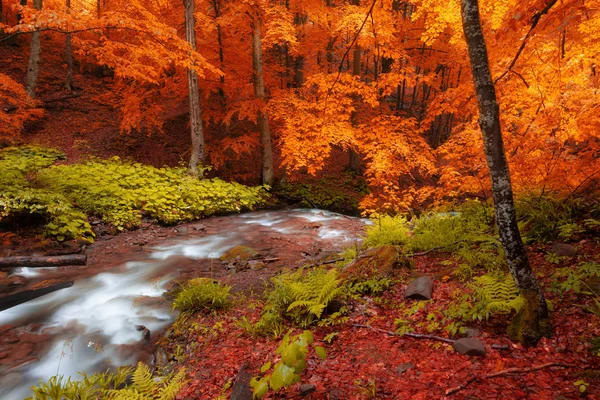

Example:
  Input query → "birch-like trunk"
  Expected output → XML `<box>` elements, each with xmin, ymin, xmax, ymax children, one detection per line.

<box><xmin>184</xmin><ymin>0</ymin><xmax>206</xmax><ymax>177</ymax></box>
<box><xmin>252</xmin><ymin>17</ymin><xmax>274</xmax><ymax>185</ymax></box>
<box><xmin>460</xmin><ymin>0</ymin><xmax>550</xmax><ymax>345</ymax></box>
<box><xmin>25</xmin><ymin>0</ymin><xmax>42</xmax><ymax>99</ymax></box>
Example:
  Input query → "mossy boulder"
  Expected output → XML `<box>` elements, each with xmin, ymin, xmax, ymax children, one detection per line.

<box><xmin>341</xmin><ymin>245</ymin><xmax>413</xmax><ymax>282</ymax></box>
<box><xmin>219</xmin><ymin>245</ymin><xmax>259</xmax><ymax>262</ymax></box>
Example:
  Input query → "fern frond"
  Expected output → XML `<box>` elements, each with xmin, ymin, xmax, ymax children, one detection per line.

<box><xmin>131</xmin><ymin>362</ymin><xmax>154</xmax><ymax>394</ymax></box>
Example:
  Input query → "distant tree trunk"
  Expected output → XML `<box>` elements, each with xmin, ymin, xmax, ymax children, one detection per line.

<box><xmin>25</xmin><ymin>0</ymin><xmax>42</xmax><ymax>99</ymax></box>
<box><xmin>251</xmin><ymin>17</ymin><xmax>274</xmax><ymax>185</ymax></box>
<box><xmin>348</xmin><ymin>43</ymin><xmax>361</xmax><ymax>174</ymax></box>
<box><xmin>184</xmin><ymin>0</ymin><xmax>206</xmax><ymax>176</ymax></box>
<box><xmin>64</xmin><ymin>0</ymin><xmax>73</xmax><ymax>92</ymax></box>
<box><xmin>460</xmin><ymin>0</ymin><xmax>551</xmax><ymax>346</ymax></box>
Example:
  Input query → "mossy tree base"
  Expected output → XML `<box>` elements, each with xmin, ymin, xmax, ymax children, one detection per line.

<box><xmin>508</xmin><ymin>289</ymin><xmax>552</xmax><ymax>346</ymax></box>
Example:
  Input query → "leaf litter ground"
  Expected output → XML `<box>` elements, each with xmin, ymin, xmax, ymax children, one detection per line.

<box><xmin>164</xmin><ymin>243</ymin><xmax>600</xmax><ymax>400</ymax></box>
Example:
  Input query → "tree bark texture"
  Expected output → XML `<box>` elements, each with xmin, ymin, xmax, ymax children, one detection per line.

<box><xmin>25</xmin><ymin>0</ymin><xmax>42</xmax><ymax>99</ymax></box>
<box><xmin>460</xmin><ymin>0</ymin><xmax>550</xmax><ymax>345</ymax></box>
<box><xmin>65</xmin><ymin>0</ymin><xmax>73</xmax><ymax>92</ymax></box>
<box><xmin>184</xmin><ymin>0</ymin><xmax>206</xmax><ymax>176</ymax></box>
<box><xmin>252</xmin><ymin>17</ymin><xmax>274</xmax><ymax>185</ymax></box>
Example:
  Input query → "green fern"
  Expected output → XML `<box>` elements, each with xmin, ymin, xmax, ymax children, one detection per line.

<box><xmin>474</xmin><ymin>274</ymin><xmax>525</xmax><ymax>315</ymax></box>
<box><xmin>286</xmin><ymin>269</ymin><xmax>343</xmax><ymax>321</ymax></box>
<box><xmin>27</xmin><ymin>363</ymin><xmax>184</xmax><ymax>400</ymax></box>
<box><xmin>248</xmin><ymin>268</ymin><xmax>345</xmax><ymax>335</ymax></box>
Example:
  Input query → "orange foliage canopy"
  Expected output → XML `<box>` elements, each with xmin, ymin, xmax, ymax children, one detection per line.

<box><xmin>1</xmin><ymin>0</ymin><xmax>599</xmax><ymax>212</ymax></box>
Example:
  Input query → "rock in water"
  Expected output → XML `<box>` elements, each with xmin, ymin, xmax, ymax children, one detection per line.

<box><xmin>452</xmin><ymin>338</ymin><xmax>486</xmax><ymax>357</ymax></box>
<box><xmin>405</xmin><ymin>276</ymin><xmax>433</xmax><ymax>300</ymax></box>
<box><xmin>219</xmin><ymin>246</ymin><xmax>259</xmax><ymax>261</ymax></box>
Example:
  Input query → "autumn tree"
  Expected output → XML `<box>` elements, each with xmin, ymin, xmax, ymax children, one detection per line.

<box><xmin>251</xmin><ymin>8</ymin><xmax>274</xmax><ymax>185</ymax></box>
<box><xmin>184</xmin><ymin>0</ymin><xmax>206</xmax><ymax>176</ymax></box>
<box><xmin>460</xmin><ymin>0</ymin><xmax>550</xmax><ymax>345</ymax></box>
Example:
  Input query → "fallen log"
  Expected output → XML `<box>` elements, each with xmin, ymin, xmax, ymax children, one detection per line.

<box><xmin>0</xmin><ymin>254</ymin><xmax>87</xmax><ymax>269</ymax></box>
<box><xmin>0</xmin><ymin>281</ymin><xmax>74</xmax><ymax>311</ymax></box>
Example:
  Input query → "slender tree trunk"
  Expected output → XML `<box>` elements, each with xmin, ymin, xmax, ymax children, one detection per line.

<box><xmin>460</xmin><ymin>0</ymin><xmax>550</xmax><ymax>346</ymax></box>
<box><xmin>25</xmin><ymin>0</ymin><xmax>42</xmax><ymax>99</ymax></box>
<box><xmin>251</xmin><ymin>17</ymin><xmax>274</xmax><ymax>185</ymax></box>
<box><xmin>65</xmin><ymin>0</ymin><xmax>73</xmax><ymax>92</ymax></box>
<box><xmin>348</xmin><ymin>43</ymin><xmax>361</xmax><ymax>174</ymax></box>
<box><xmin>184</xmin><ymin>0</ymin><xmax>206</xmax><ymax>176</ymax></box>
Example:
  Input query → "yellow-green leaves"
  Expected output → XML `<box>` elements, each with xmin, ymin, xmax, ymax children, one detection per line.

<box><xmin>250</xmin><ymin>330</ymin><xmax>325</xmax><ymax>399</ymax></box>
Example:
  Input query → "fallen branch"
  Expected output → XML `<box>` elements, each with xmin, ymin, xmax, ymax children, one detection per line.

<box><xmin>0</xmin><ymin>254</ymin><xmax>87</xmax><ymax>269</ymax></box>
<box><xmin>445</xmin><ymin>362</ymin><xmax>576</xmax><ymax>395</ymax></box>
<box><xmin>351</xmin><ymin>324</ymin><xmax>510</xmax><ymax>350</ymax></box>
<box><xmin>0</xmin><ymin>281</ymin><xmax>74</xmax><ymax>311</ymax></box>
<box><xmin>352</xmin><ymin>324</ymin><xmax>454</xmax><ymax>344</ymax></box>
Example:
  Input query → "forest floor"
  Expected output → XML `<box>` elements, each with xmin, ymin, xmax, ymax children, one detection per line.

<box><xmin>159</xmin><ymin>238</ymin><xmax>600</xmax><ymax>400</ymax></box>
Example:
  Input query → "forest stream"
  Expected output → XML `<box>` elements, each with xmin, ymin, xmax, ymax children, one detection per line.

<box><xmin>0</xmin><ymin>209</ymin><xmax>368</xmax><ymax>400</ymax></box>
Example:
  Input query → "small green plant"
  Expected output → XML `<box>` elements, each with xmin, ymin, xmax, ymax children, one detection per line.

<box><xmin>573</xmin><ymin>379</ymin><xmax>589</xmax><ymax>394</ymax></box>
<box><xmin>354</xmin><ymin>378</ymin><xmax>377</xmax><ymax>398</ymax></box>
<box><xmin>250</xmin><ymin>330</ymin><xmax>326</xmax><ymax>399</ymax></box>
<box><xmin>347</xmin><ymin>277</ymin><xmax>393</xmax><ymax>296</ymax></box>
<box><xmin>516</xmin><ymin>194</ymin><xmax>589</xmax><ymax>242</ymax></box>
<box><xmin>552</xmin><ymin>262</ymin><xmax>600</xmax><ymax>295</ymax></box>
<box><xmin>171</xmin><ymin>278</ymin><xmax>231</xmax><ymax>314</ymax></box>
<box><xmin>445</xmin><ymin>274</ymin><xmax>525</xmax><ymax>323</ymax></box>
<box><xmin>363</xmin><ymin>215</ymin><xmax>409</xmax><ymax>248</ymax></box>
<box><xmin>245</xmin><ymin>268</ymin><xmax>346</xmax><ymax>336</ymax></box>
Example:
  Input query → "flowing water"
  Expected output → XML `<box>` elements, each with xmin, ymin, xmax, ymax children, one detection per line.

<box><xmin>0</xmin><ymin>209</ymin><xmax>367</xmax><ymax>399</ymax></box>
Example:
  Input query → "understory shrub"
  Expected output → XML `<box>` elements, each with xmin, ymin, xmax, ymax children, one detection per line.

<box><xmin>27</xmin><ymin>362</ymin><xmax>185</xmax><ymax>400</ymax></box>
<box><xmin>516</xmin><ymin>193</ymin><xmax>600</xmax><ymax>242</ymax></box>
<box><xmin>275</xmin><ymin>172</ymin><xmax>368</xmax><ymax>214</ymax></box>
<box><xmin>0</xmin><ymin>146</ymin><xmax>268</xmax><ymax>241</ymax></box>
<box><xmin>363</xmin><ymin>215</ymin><xmax>410</xmax><ymax>248</ymax></box>
<box><xmin>171</xmin><ymin>278</ymin><xmax>231</xmax><ymax>314</ymax></box>
<box><xmin>445</xmin><ymin>273</ymin><xmax>524</xmax><ymax>323</ymax></box>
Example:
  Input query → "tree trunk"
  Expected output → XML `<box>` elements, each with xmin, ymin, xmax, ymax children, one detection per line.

<box><xmin>460</xmin><ymin>0</ymin><xmax>551</xmax><ymax>346</ymax></box>
<box><xmin>348</xmin><ymin>44</ymin><xmax>361</xmax><ymax>174</ymax></box>
<box><xmin>25</xmin><ymin>0</ymin><xmax>42</xmax><ymax>99</ymax></box>
<box><xmin>184</xmin><ymin>0</ymin><xmax>206</xmax><ymax>176</ymax></box>
<box><xmin>65</xmin><ymin>0</ymin><xmax>73</xmax><ymax>92</ymax></box>
<box><xmin>251</xmin><ymin>17</ymin><xmax>274</xmax><ymax>185</ymax></box>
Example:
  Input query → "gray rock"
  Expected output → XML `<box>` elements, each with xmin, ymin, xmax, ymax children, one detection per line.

<box><xmin>395</xmin><ymin>362</ymin><xmax>415</xmax><ymax>375</ymax></box>
<box><xmin>461</xmin><ymin>327</ymin><xmax>481</xmax><ymax>338</ymax></box>
<box><xmin>552</xmin><ymin>242</ymin><xmax>578</xmax><ymax>257</ymax></box>
<box><xmin>405</xmin><ymin>276</ymin><xmax>433</xmax><ymax>300</ymax></box>
<box><xmin>299</xmin><ymin>384</ymin><xmax>317</xmax><ymax>396</ymax></box>
<box><xmin>453</xmin><ymin>338</ymin><xmax>486</xmax><ymax>357</ymax></box>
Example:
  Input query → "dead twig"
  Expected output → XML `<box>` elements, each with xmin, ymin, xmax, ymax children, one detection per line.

<box><xmin>351</xmin><ymin>324</ymin><xmax>511</xmax><ymax>350</ymax></box>
<box><xmin>406</xmin><ymin>241</ymin><xmax>464</xmax><ymax>257</ymax></box>
<box><xmin>445</xmin><ymin>362</ymin><xmax>576</xmax><ymax>395</ymax></box>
